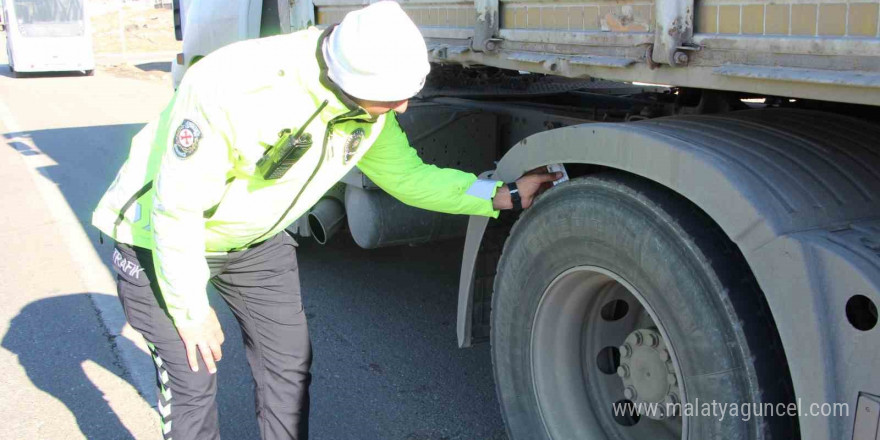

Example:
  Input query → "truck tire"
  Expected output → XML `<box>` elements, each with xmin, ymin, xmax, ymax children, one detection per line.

<box><xmin>492</xmin><ymin>172</ymin><xmax>798</xmax><ymax>440</ymax></box>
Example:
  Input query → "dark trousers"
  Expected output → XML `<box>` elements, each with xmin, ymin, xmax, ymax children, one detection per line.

<box><xmin>112</xmin><ymin>232</ymin><xmax>311</xmax><ymax>440</ymax></box>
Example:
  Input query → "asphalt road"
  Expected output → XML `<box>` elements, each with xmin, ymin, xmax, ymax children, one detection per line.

<box><xmin>0</xmin><ymin>44</ymin><xmax>507</xmax><ymax>439</ymax></box>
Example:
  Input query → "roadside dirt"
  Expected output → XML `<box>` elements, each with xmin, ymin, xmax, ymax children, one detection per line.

<box><xmin>90</xmin><ymin>4</ymin><xmax>180</xmax><ymax>82</ymax></box>
<box><xmin>90</xmin><ymin>4</ymin><xmax>180</xmax><ymax>54</ymax></box>
<box><xmin>100</xmin><ymin>63</ymin><xmax>167</xmax><ymax>82</ymax></box>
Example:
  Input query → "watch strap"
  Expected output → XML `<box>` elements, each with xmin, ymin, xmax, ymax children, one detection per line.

<box><xmin>507</xmin><ymin>182</ymin><xmax>522</xmax><ymax>211</ymax></box>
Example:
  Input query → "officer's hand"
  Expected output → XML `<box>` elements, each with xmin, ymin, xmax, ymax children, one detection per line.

<box><xmin>493</xmin><ymin>170</ymin><xmax>563</xmax><ymax>211</ymax></box>
<box><xmin>176</xmin><ymin>308</ymin><xmax>225</xmax><ymax>374</ymax></box>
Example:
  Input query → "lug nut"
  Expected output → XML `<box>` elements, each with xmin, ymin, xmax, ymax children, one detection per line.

<box><xmin>667</xmin><ymin>373</ymin><xmax>677</xmax><ymax>386</ymax></box>
<box><xmin>633</xmin><ymin>332</ymin><xmax>644</xmax><ymax>346</ymax></box>
<box><xmin>620</xmin><ymin>344</ymin><xmax>632</xmax><ymax>358</ymax></box>
<box><xmin>648</xmin><ymin>333</ymin><xmax>660</xmax><ymax>347</ymax></box>
<box><xmin>617</xmin><ymin>365</ymin><xmax>630</xmax><ymax>378</ymax></box>
<box><xmin>624</xmin><ymin>386</ymin><xmax>637</xmax><ymax>400</ymax></box>
<box><xmin>659</xmin><ymin>349</ymin><xmax>670</xmax><ymax>361</ymax></box>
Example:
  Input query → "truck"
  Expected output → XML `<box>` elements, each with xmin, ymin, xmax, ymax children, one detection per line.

<box><xmin>169</xmin><ymin>1</ymin><xmax>880</xmax><ymax>439</ymax></box>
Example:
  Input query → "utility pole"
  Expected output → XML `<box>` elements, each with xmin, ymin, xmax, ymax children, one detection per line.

<box><xmin>118</xmin><ymin>0</ymin><xmax>127</xmax><ymax>59</ymax></box>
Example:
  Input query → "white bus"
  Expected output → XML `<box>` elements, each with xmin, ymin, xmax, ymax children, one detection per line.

<box><xmin>3</xmin><ymin>0</ymin><xmax>94</xmax><ymax>77</ymax></box>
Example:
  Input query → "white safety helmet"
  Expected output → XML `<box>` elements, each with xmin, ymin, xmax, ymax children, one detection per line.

<box><xmin>325</xmin><ymin>1</ymin><xmax>430</xmax><ymax>102</ymax></box>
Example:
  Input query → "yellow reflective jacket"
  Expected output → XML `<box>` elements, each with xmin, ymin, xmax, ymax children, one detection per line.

<box><xmin>92</xmin><ymin>27</ymin><xmax>500</xmax><ymax>327</ymax></box>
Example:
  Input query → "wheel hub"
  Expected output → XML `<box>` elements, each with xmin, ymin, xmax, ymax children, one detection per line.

<box><xmin>529</xmin><ymin>267</ymin><xmax>684</xmax><ymax>438</ymax></box>
<box><xmin>617</xmin><ymin>328</ymin><xmax>680</xmax><ymax>420</ymax></box>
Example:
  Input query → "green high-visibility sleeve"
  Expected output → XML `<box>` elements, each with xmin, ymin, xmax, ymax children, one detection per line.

<box><xmin>357</xmin><ymin>113</ymin><xmax>501</xmax><ymax>218</ymax></box>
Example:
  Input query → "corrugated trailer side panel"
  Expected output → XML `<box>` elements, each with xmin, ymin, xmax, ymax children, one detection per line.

<box><xmin>313</xmin><ymin>0</ymin><xmax>880</xmax><ymax>105</ymax></box>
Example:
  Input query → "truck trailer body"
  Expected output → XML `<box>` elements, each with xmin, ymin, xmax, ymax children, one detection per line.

<box><xmin>170</xmin><ymin>1</ymin><xmax>880</xmax><ymax>439</ymax></box>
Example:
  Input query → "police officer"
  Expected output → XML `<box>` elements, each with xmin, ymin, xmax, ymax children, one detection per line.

<box><xmin>92</xmin><ymin>2</ymin><xmax>558</xmax><ymax>439</ymax></box>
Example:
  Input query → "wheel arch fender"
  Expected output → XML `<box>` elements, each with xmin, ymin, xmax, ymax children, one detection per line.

<box><xmin>457</xmin><ymin>109</ymin><xmax>880</xmax><ymax>440</ymax></box>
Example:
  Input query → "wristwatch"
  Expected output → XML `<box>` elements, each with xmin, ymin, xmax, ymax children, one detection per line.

<box><xmin>507</xmin><ymin>182</ymin><xmax>522</xmax><ymax>211</ymax></box>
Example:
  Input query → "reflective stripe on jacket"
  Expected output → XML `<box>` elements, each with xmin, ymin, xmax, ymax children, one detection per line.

<box><xmin>92</xmin><ymin>27</ymin><xmax>500</xmax><ymax>327</ymax></box>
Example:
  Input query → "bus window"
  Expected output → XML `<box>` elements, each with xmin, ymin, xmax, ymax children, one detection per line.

<box><xmin>14</xmin><ymin>0</ymin><xmax>84</xmax><ymax>37</ymax></box>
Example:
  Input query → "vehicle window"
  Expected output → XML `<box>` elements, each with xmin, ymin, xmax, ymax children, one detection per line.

<box><xmin>14</xmin><ymin>0</ymin><xmax>84</xmax><ymax>37</ymax></box>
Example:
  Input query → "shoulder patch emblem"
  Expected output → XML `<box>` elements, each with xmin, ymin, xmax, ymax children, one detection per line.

<box><xmin>343</xmin><ymin>128</ymin><xmax>365</xmax><ymax>164</ymax></box>
<box><xmin>173</xmin><ymin>119</ymin><xmax>202</xmax><ymax>159</ymax></box>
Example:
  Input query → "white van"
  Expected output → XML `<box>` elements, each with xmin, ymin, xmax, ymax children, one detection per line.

<box><xmin>3</xmin><ymin>0</ymin><xmax>94</xmax><ymax>76</ymax></box>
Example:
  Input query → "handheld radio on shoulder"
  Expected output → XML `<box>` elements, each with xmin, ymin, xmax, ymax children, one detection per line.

<box><xmin>257</xmin><ymin>100</ymin><xmax>328</xmax><ymax>180</ymax></box>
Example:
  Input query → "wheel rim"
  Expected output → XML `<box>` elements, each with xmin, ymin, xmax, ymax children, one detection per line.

<box><xmin>530</xmin><ymin>266</ymin><xmax>687</xmax><ymax>440</ymax></box>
